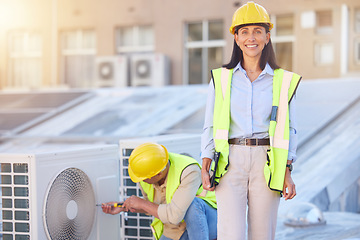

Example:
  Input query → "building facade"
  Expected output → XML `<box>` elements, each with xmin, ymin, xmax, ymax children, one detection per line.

<box><xmin>0</xmin><ymin>0</ymin><xmax>359</xmax><ymax>90</ymax></box>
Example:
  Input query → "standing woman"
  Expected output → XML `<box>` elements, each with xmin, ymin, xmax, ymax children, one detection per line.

<box><xmin>201</xmin><ymin>2</ymin><xmax>301</xmax><ymax>240</ymax></box>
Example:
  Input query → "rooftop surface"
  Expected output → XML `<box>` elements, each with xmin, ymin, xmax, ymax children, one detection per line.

<box><xmin>1</xmin><ymin>77</ymin><xmax>360</xmax><ymax>239</ymax></box>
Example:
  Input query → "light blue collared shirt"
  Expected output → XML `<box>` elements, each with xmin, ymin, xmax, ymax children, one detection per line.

<box><xmin>201</xmin><ymin>62</ymin><xmax>298</xmax><ymax>162</ymax></box>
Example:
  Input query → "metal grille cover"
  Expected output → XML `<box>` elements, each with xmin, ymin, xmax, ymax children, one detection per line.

<box><xmin>44</xmin><ymin>168</ymin><xmax>96</xmax><ymax>240</ymax></box>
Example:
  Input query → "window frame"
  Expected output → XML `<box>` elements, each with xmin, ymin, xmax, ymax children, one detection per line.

<box><xmin>316</xmin><ymin>10</ymin><xmax>333</xmax><ymax>35</ymax></box>
<box><xmin>314</xmin><ymin>42</ymin><xmax>335</xmax><ymax>66</ymax></box>
<box><xmin>60</xmin><ymin>29</ymin><xmax>97</xmax><ymax>87</ymax></box>
<box><xmin>7</xmin><ymin>31</ymin><xmax>43</xmax><ymax>89</ymax></box>
<box><xmin>355</xmin><ymin>8</ymin><xmax>360</xmax><ymax>33</ymax></box>
<box><xmin>270</xmin><ymin>14</ymin><xmax>295</xmax><ymax>71</ymax></box>
<box><xmin>115</xmin><ymin>25</ymin><xmax>155</xmax><ymax>53</ymax></box>
<box><xmin>183</xmin><ymin>20</ymin><xmax>225</xmax><ymax>85</ymax></box>
<box><xmin>355</xmin><ymin>38</ymin><xmax>360</xmax><ymax>65</ymax></box>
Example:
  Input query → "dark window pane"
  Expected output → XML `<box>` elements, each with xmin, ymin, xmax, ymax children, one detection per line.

<box><xmin>188</xmin><ymin>23</ymin><xmax>202</xmax><ymax>41</ymax></box>
<box><xmin>209</xmin><ymin>21</ymin><xmax>223</xmax><ymax>40</ymax></box>
<box><xmin>276</xmin><ymin>15</ymin><xmax>294</xmax><ymax>36</ymax></box>
<box><xmin>275</xmin><ymin>42</ymin><xmax>293</xmax><ymax>71</ymax></box>
<box><xmin>188</xmin><ymin>48</ymin><xmax>202</xmax><ymax>84</ymax></box>
<box><xmin>208</xmin><ymin>47</ymin><xmax>223</xmax><ymax>82</ymax></box>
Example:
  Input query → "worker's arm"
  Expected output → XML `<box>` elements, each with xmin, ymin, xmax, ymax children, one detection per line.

<box><xmin>123</xmin><ymin>196</ymin><xmax>160</xmax><ymax>218</ymax></box>
<box><xmin>157</xmin><ymin>165</ymin><xmax>201</xmax><ymax>225</ymax></box>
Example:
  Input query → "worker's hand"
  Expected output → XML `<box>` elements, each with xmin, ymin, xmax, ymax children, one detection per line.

<box><xmin>201</xmin><ymin>158</ymin><xmax>215</xmax><ymax>191</ymax></box>
<box><xmin>101</xmin><ymin>202</ymin><xmax>125</xmax><ymax>215</ymax></box>
<box><xmin>283</xmin><ymin>168</ymin><xmax>296</xmax><ymax>200</ymax></box>
<box><xmin>123</xmin><ymin>195</ymin><xmax>145</xmax><ymax>213</ymax></box>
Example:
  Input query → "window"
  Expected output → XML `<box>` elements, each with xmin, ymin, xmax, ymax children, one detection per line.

<box><xmin>7</xmin><ymin>31</ymin><xmax>42</xmax><ymax>89</ymax></box>
<box><xmin>314</xmin><ymin>42</ymin><xmax>334</xmax><ymax>65</ymax></box>
<box><xmin>275</xmin><ymin>14</ymin><xmax>294</xmax><ymax>36</ymax></box>
<box><xmin>355</xmin><ymin>8</ymin><xmax>360</xmax><ymax>33</ymax></box>
<box><xmin>115</xmin><ymin>25</ymin><xmax>154</xmax><ymax>53</ymax></box>
<box><xmin>271</xmin><ymin>14</ymin><xmax>295</xmax><ymax>71</ymax></box>
<box><xmin>60</xmin><ymin>30</ymin><xmax>96</xmax><ymax>88</ymax></box>
<box><xmin>184</xmin><ymin>20</ymin><xmax>225</xmax><ymax>84</ymax></box>
<box><xmin>316</xmin><ymin>10</ymin><xmax>333</xmax><ymax>34</ymax></box>
<box><xmin>275</xmin><ymin>42</ymin><xmax>293</xmax><ymax>70</ymax></box>
<box><xmin>355</xmin><ymin>38</ymin><xmax>360</xmax><ymax>64</ymax></box>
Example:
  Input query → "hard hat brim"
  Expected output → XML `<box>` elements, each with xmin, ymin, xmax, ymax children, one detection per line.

<box><xmin>128</xmin><ymin>164</ymin><xmax>146</xmax><ymax>183</ymax></box>
<box><xmin>230</xmin><ymin>22</ymin><xmax>273</xmax><ymax>34</ymax></box>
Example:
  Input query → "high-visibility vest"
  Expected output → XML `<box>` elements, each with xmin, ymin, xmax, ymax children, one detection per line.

<box><xmin>211</xmin><ymin>67</ymin><xmax>301</xmax><ymax>193</ymax></box>
<box><xmin>140</xmin><ymin>153</ymin><xmax>217</xmax><ymax>240</ymax></box>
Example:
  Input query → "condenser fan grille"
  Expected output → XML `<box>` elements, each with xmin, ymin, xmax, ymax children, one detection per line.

<box><xmin>44</xmin><ymin>168</ymin><xmax>96</xmax><ymax>240</ymax></box>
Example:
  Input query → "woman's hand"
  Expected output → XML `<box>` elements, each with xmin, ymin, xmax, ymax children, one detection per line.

<box><xmin>101</xmin><ymin>202</ymin><xmax>126</xmax><ymax>215</ymax></box>
<box><xmin>202</xmin><ymin>157</ymin><xmax>215</xmax><ymax>191</ymax></box>
<box><xmin>283</xmin><ymin>168</ymin><xmax>296</xmax><ymax>200</ymax></box>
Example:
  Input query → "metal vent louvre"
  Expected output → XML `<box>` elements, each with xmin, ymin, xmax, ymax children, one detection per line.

<box><xmin>120</xmin><ymin>148</ymin><xmax>154</xmax><ymax>240</ymax></box>
<box><xmin>44</xmin><ymin>168</ymin><xmax>95</xmax><ymax>240</ymax></box>
<box><xmin>1</xmin><ymin>162</ymin><xmax>30</xmax><ymax>240</ymax></box>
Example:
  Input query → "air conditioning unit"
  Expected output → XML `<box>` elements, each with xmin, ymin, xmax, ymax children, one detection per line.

<box><xmin>94</xmin><ymin>55</ymin><xmax>128</xmax><ymax>88</ymax></box>
<box><xmin>130</xmin><ymin>53</ymin><xmax>170</xmax><ymax>87</ymax></box>
<box><xmin>0</xmin><ymin>145</ymin><xmax>121</xmax><ymax>240</ymax></box>
<box><xmin>118</xmin><ymin>134</ymin><xmax>200</xmax><ymax>240</ymax></box>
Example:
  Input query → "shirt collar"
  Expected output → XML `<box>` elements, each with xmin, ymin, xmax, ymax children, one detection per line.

<box><xmin>234</xmin><ymin>61</ymin><xmax>274</xmax><ymax>76</ymax></box>
<box><xmin>263</xmin><ymin>63</ymin><xmax>274</xmax><ymax>76</ymax></box>
<box><xmin>233</xmin><ymin>62</ymin><xmax>242</xmax><ymax>73</ymax></box>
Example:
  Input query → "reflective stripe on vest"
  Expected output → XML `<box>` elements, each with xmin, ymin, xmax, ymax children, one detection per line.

<box><xmin>211</xmin><ymin>68</ymin><xmax>233</xmax><ymax>184</ymax></box>
<box><xmin>212</xmin><ymin>67</ymin><xmax>301</xmax><ymax>192</ymax></box>
<box><xmin>140</xmin><ymin>153</ymin><xmax>217</xmax><ymax>239</ymax></box>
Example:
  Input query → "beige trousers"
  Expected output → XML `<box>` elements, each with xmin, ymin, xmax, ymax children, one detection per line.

<box><xmin>216</xmin><ymin>145</ymin><xmax>280</xmax><ymax>240</ymax></box>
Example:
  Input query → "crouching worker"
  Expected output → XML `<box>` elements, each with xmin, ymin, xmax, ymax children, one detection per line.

<box><xmin>102</xmin><ymin>142</ymin><xmax>217</xmax><ymax>240</ymax></box>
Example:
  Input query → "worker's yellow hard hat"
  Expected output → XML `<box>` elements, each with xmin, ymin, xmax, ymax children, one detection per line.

<box><xmin>229</xmin><ymin>1</ymin><xmax>273</xmax><ymax>34</ymax></box>
<box><xmin>128</xmin><ymin>142</ymin><xmax>169</xmax><ymax>183</ymax></box>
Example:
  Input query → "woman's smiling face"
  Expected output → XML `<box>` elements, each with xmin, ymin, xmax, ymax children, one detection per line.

<box><xmin>235</xmin><ymin>25</ymin><xmax>270</xmax><ymax>60</ymax></box>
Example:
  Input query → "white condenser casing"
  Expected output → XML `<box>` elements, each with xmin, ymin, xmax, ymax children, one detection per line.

<box><xmin>0</xmin><ymin>145</ymin><xmax>121</xmax><ymax>240</ymax></box>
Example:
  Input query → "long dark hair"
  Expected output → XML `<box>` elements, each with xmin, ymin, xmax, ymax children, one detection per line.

<box><xmin>223</xmin><ymin>24</ymin><xmax>280</xmax><ymax>70</ymax></box>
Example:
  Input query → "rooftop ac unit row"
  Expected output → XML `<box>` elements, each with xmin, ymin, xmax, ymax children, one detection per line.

<box><xmin>118</xmin><ymin>134</ymin><xmax>200</xmax><ymax>240</ymax></box>
<box><xmin>0</xmin><ymin>145</ymin><xmax>121</xmax><ymax>240</ymax></box>
<box><xmin>94</xmin><ymin>55</ymin><xmax>128</xmax><ymax>88</ymax></box>
<box><xmin>130</xmin><ymin>53</ymin><xmax>170</xmax><ymax>87</ymax></box>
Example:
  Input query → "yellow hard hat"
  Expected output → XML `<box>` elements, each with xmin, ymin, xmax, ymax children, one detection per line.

<box><xmin>229</xmin><ymin>1</ymin><xmax>273</xmax><ymax>34</ymax></box>
<box><xmin>128</xmin><ymin>142</ymin><xmax>169</xmax><ymax>183</ymax></box>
